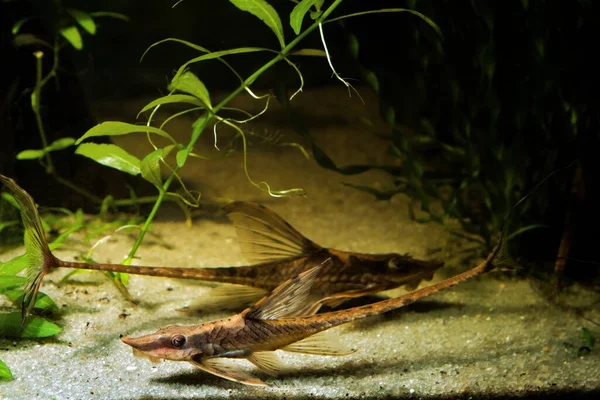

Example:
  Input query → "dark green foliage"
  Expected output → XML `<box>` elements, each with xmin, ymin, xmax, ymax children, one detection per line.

<box><xmin>304</xmin><ymin>1</ymin><xmax>598</xmax><ymax>261</ymax></box>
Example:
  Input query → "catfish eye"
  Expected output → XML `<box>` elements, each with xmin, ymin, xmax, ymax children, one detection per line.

<box><xmin>171</xmin><ymin>334</ymin><xmax>186</xmax><ymax>347</ymax></box>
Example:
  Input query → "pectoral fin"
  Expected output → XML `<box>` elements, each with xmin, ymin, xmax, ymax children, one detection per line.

<box><xmin>247</xmin><ymin>351</ymin><xmax>285</xmax><ymax>376</ymax></box>
<box><xmin>283</xmin><ymin>331</ymin><xmax>356</xmax><ymax>356</ymax></box>
<box><xmin>224</xmin><ymin>201</ymin><xmax>321</xmax><ymax>263</ymax></box>
<box><xmin>190</xmin><ymin>356</ymin><xmax>267</xmax><ymax>387</ymax></box>
<box><xmin>245</xmin><ymin>259</ymin><xmax>330</xmax><ymax>320</ymax></box>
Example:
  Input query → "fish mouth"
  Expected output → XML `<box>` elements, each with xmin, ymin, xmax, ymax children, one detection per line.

<box><xmin>121</xmin><ymin>335</ymin><xmax>162</xmax><ymax>365</ymax></box>
<box><xmin>131</xmin><ymin>348</ymin><xmax>162</xmax><ymax>365</ymax></box>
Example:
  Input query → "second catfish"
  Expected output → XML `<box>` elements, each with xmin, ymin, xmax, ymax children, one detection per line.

<box><xmin>2</xmin><ymin>174</ymin><xmax>442</xmax><ymax>316</ymax></box>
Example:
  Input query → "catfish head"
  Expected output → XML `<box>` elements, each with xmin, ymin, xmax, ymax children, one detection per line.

<box><xmin>122</xmin><ymin>324</ymin><xmax>207</xmax><ymax>364</ymax></box>
<box><xmin>338</xmin><ymin>250</ymin><xmax>444</xmax><ymax>288</ymax></box>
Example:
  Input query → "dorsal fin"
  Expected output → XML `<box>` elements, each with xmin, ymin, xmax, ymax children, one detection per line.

<box><xmin>224</xmin><ymin>201</ymin><xmax>321</xmax><ymax>263</ymax></box>
<box><xmin>244</xmin><ymin>258</ymin><xmax>330</xmax><ymax>320</ymax></box>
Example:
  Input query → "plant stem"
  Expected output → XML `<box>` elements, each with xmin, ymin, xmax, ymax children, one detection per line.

<box><xmin>32</xmin><ymin>51</ymin><xmax>53</xmax><ymax>174</ymax></box>
<box><xmin>123</xmin><ymin>0</ymin><xmax>345</xmax><ymax>262</ymax></box>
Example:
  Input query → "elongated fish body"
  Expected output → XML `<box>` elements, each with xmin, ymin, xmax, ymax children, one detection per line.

<box><xmin>2</xmin><ymin>174</ymin><xmax>443</xmax><ymax>315</ymax></box>
<box><xmin>122</xmin><ymin>242</ymin><xmax>506</xmax><ymax>386</ymax></box>
<box><xmin>0</xmin><ymin>174</ymin><xmax>443</xmax><ymax>317</ymax></box>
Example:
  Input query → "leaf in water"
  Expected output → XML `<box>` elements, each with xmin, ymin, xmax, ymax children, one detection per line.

<box><xmin>0</xmin><ymin>359</ymin><xmax>12</xmax><ymax>380</ymax></box>
<box><xmin>582</xmin><ymin>327</ymin><xmax>595</xmax><ymax>349</ymax></box>
<box><xmin>191</xmin><ymin>114</ymin><xmax>209</xmax><ymax>144</ymax></box>
<box><xmin>47</xmin><ymin>137</ymin><xmax>76</xmax><ymax>151</ymax></box>
<box><xmin>0</xmin><ymin>221</ymin><xmax>18</xmax><ymax>234</ymax></box>
<box><xmin>138</xmin><ymin>94</ymin><xmax>206</xmax><ymax>115</ymax></box>
<box><xmin>12</xmin><ymin>17</ymin><xmax>34</xmax><ymax>34</ymax></box>
<box><xmin>88</xmin><ymin>11</ymin><xmax>129</xmax><ymax>21</ymax></box>
<box><xmin>310</xmin><ymin>11</ymin><xmax>323</xmax><ymax>20</ymax></box>
<box><xmin>75</xmin><ymin>143</ymin><xmax>141</xmax><ymax>176</ymax></box>
<box><xmin>172</xmin><ymin>47</ymin><xmax>268</xmax><ymax>83</ymax></box>
<box><xmin>168</xmin><ymin>71</ymin><xmax>211</xmax><ymax>108</ymax></box>
<box><xmin>229</xmin><ymin>0</ymin><xmax>285</xmax><ymax>48</ymax></box>
<box><xmin>66</xmin><ymin>8</ymin><xmax>97</xmax><ymax>35</ymax></box>
<box><xmin>2</xmin><ymin>193</ymin><xmax>18</xmax><ymax>210</ymax></box>
<box><xmin>76</xmin><ymin>121</ymin><xmax>172</xmax><ymax>144</ymax></box>
<box><xmin>290</xmin><ymin>0</ymin><xmax>319</xmax><ymax>35</ymax></box>
<box><xmin>1</xmin><ymin>289</ymin><xmax>58</xmax><ymax>314</ymax></box>
<box><xmin>31</xmin><ymin>292</ymin><xmax>59</xmax><ymax>314</ymax></box>
<box><xmin>0</xmin><ymin>275</ymin><xmax>25</xmax><ymax>290</ymax></box>
<box><xmin>325</xmin><ymin>9</ymin><xmax>442</xmax><ymax>40</ymax></box>
<box><xmin>140</xmin><ymin>149</ymin><xmax>163</xmax><ymax>189</ymax></box>
<box><xmin>290</xmin><ymin>48</ymin><xmax>326</xmax><ymax>57</ymax></box>
<box><xmin>507</xmin><ymin>224</ymin><xmax>549</xmax><ymax>241</ymax></box>
<box><xmin>348</xmin><ymin>33</ymin><xmax>359</xmax><ymax>59</ymax></box>
<box><xmin>12</xmin><ymin>33</ymin><xmax>52</xmax><ymax>49</ymax></box>
<box><xmin>363</xmin><ymin>70</ymin><xmax>380</xmax><ymax>94</ymax></box>
<box><xmin>59</xmin><ymin>25</ymin><xmax>82</xmax><ymax>50</ymax></box>
<box><xmin>176</xmin><ymin>149</ymin><xmax>189</xmax><ymax>168</ymax></box>
<box><xmin>17</xmin><ymin>138</ymin><xmax>76</xmax><ymax>160</ymax></box>
<box><xmin>0</xmin><ymin>313</ymin><xmax>62</xmax><ymax>338</ymax></box>
<box><xmin>16</xmin><ymin>149</ymin><xmax>45</xmax><ymax>160</ymax></box>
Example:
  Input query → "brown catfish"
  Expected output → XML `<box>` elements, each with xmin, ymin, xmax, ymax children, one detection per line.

<box><xmin>0</xmin><ymin>174</ymin><xmax>442</xmax><ymax>318</ymax></box>
<box><xmin>122</xmin><ymin>237</ymin><xmax>508</xmax><ymax>386</ymax></box>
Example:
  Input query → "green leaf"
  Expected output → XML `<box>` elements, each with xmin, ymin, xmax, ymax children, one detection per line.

<box><xmin>12</xmin><ymin>17</ymin><xmax>35</xmax><ymax>34</ymax></box>
<box><xmin>76</xmin><ymin>121</ymin><xmax>173</xmax><ymax>144</ymax></box>
<box><xmin>229</xmin><ymin>0</ymin><xmax>285</xmax><ymax>48</ymax></box>
<box><xmin>191</xmin><ymin>114</ymin><xmax>209</xmax><ymax>144</ymax></box>
<box><xmin>507</xmin><ymin>224</ymin><xmax>549</xmax><ymax>241</ymax></box>
<box><xmin>12</xmin><ymin>33</ymin><xmax>52</xmax><ymax>49</ymax></box>
<box><xmin>140</xmin><ymin>149</ymin><xmax>163</xmax><ymax>189</ymax></box>
<box><xmin>75</xmin><ymin>143</ymin><xmax>141</xmax><ymax>176</ymax></box>
<box><xmin>0</xmin><ymin>359</ymin><xmax>12</xmax><ymax>380</ymax></box>
<box><xmin>16</xmin><ymin>138</ymin><xmax>75</xmax><ymax>160</ymax></box>
<box><xmin>176</xmin><ymin>149</ymin><xmax>189</xmax><ymax>168</ymax></box>
<box><xmin>32</xmin><ymin>292</ymin><xmax>58</xmax><ymax>313</ymax></box>
<box><xmin>363</xmin><ymin>70</ymin><xmax>380</xmax><ymax>94</ymax></box>
<box><xmin>16</xmin><ymin>149</ymin><xmax>45</xmax><ymax>160</ymax></box>
<box><xmin>290</xmin><ymin>48</ymin><xmax>327</xmax><ymax>57</ymax></box>
<box><xmin>310</xmin><ymin>10</ymin><xmax>323</xmax><ymax>20</ymax></box>
<box><xmin>60</xmin><ymin>25</ymin><xmax>82</xmax><ymax>50</ymax></box>
<box><xmin>348</xmin><ymin>34</ymin><xmax>359</xmax><ymax>59</ymax></box>
<box><xmin>138</xmin><ymin>94</ymin><xmax>207</xmax><ymax>115</ymax></box>
<box><xmin>172</xmin><ymin>47</ymin><xmax>269</xmax><ymax>82</ymax></box>
<box><xmin>582</xmin><ymin>327</ymin><xmax>595</xmax><ymax>348</ymax></box>
<box><xmin>2</xmin><ymin>290</ymin><xmax>58</xmax><ymax>314</ymax></box>
<box><xmin>47</xmin><ymin>137</ymin><xmax>76</xmax><ymax>151</ymax></box>
<box><xmin>290</xmin><ymin>0</ymin><xmax>319</xmax><ymax>35</ymax></box>
<box><xmin>325</xmin><ymin>9</ymin><xmax>442</xmax><ymax>39</ymax></box>
<box><xmin>88</xmin><ymin>12</ymin><xmax>129</xmax><ymax>21</ymax></box>
<box><xmin>0</xmin><ymin>275</ymin><xmax>25</xmax><ymax>290</ymax></box>
<box><xmin>1</xmin><ymin>193</ymin><xmax>19</xmax><ymax>209</ymax></box>
<box><xmin>168</xmin><ymin>71</ymin><xmax>212</xmax><ymax>108</ymax></box>
<box><xmin>0</xmin><ymin>313</ymin><xmax>62</xmax><ymax>338</ymax></box>
<box><xmin>0</xmin><ymin>221</ymin><xmax>18</xmax><ymax>234</ymax></box>
<box><xmin>66</xmin><ymin>9</ymin><xmax>97</xmax><ymax>35</ymax></box>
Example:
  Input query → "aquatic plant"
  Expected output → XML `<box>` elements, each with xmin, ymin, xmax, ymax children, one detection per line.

<box><xmin>1</xmin><ymin>0</ymin><xmax>440</xmax><ymax>379</ymax></box>
<box><xmin>9</xmin><ymin>4</ymin><xmax>128</xmax><ymax>203</ymax></box>
<box><xmin>70</xmin><ymin>2</ymin><xmax>438</xmax><ymax>277</ymax></box>
<box><xmin>289</xmin><ymin>1</ymin><xmax>592</xmax><ymax>268</ymax></box>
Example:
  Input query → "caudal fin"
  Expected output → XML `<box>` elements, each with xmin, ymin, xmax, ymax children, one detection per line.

<box><xmin>0</xmin><ymin>174</ymin><xmax>56</xmax><ymax>322</ymax></box>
